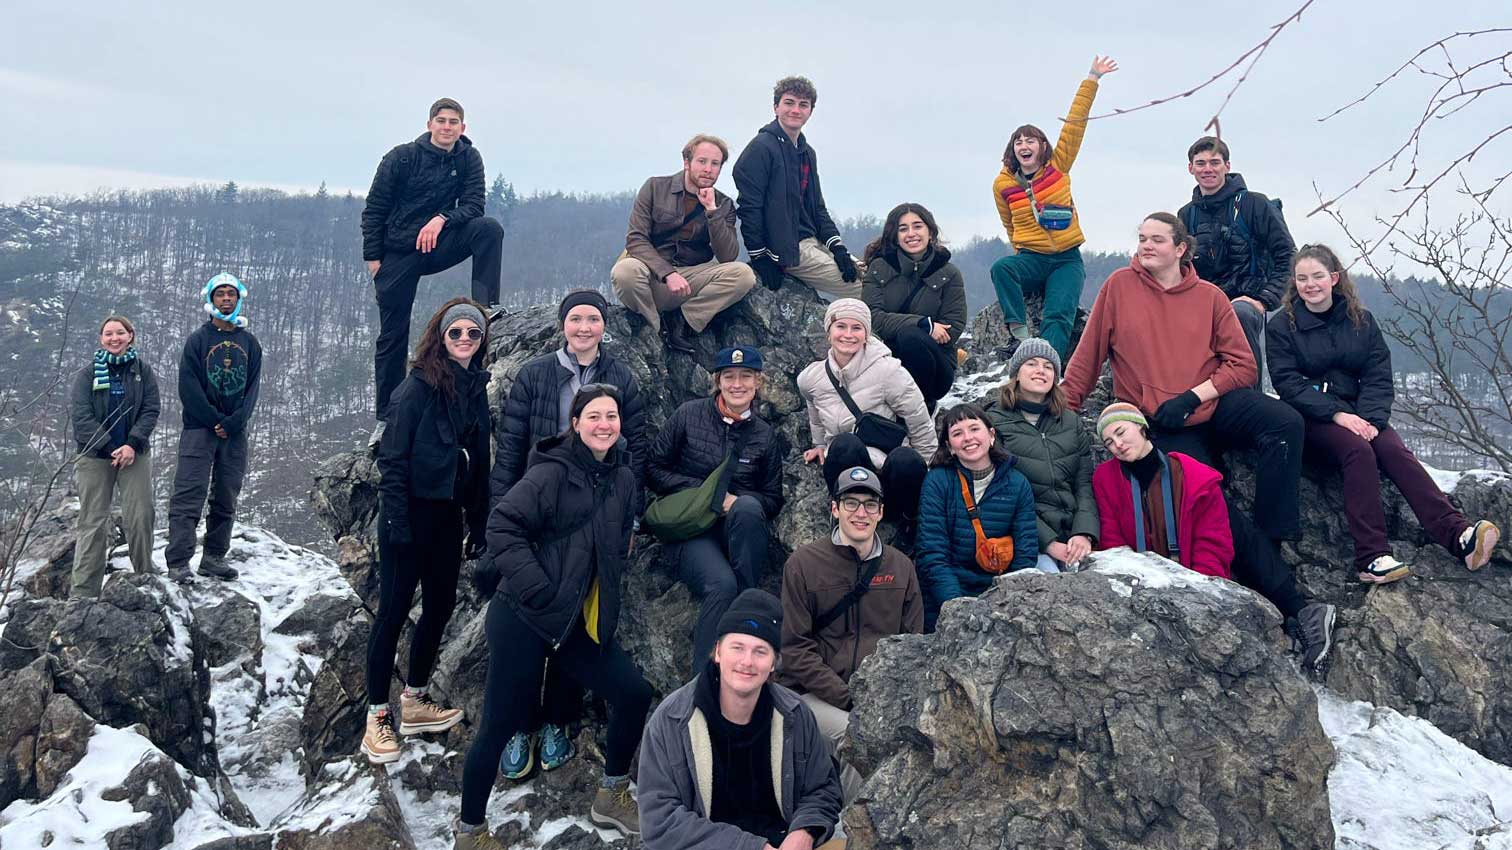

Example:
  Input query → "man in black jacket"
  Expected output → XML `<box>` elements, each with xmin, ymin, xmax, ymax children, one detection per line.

<box><xmin>363</xmin><ymin>98</ymin><xmax>505</xmax><ymax>439</ymax></box>
<box><xmin>1178</xmin><ymin>136</ymin><xmax>1295</xmax><ymax>385</ymax></box>
<box><xmin>166</xmin><ymin>273</ymin><xmax>262</xmax><ymax>583</ymax></box>
<box><xmin>733</xmin><ymin>76</ymin><xmax>861</xmax><ymax>300</ymax></box>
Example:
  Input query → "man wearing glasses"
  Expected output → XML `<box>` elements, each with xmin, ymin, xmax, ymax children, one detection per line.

<box><xmin>777</xmin><ymin>466</ymin><xmax>923</xmax><ymax>803</ymax></box>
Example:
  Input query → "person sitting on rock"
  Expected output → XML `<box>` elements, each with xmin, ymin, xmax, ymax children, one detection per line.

<box><xmin>989</xmin><ymin>55</ymin><xmax>1118</xmax><ymax>360</ymax></box>
<box><xmin>983</xmin><ymin>338</ymin><xmax>1099</xmax><ymax>572</ymax></box>
<box><xmin>69</xmin><ymin>314</ymin><xmax>160</xmax><ymax>599</ymax></box>
<box><xmin>638</xmin><ymin>588</ymin><xmax>844</xmax><ymax>850</ymax></box>
<box><xmin>455</xmin><ymin>384</ymin><xmax>652</xmax><ymax>848</ymax></box>
<box><xmin>364</xmin><ymin>97</ymin><xmax>505</xmax><ymax>447</ymax></box>
<box><xmin>611</xmin><ymin>134</ymin><xmax>757</xmax><ymax>354</ymax></box>
<box><xmin>779</xmin><ymin>465</ymin><xmax>923</xmax><ymax>805</ymax></box>
<box><xmin>1092</xmin><ymin>403</ymin><xmax>1233</xmax><ymax>579</ymax></box>
<box><xmin>363</xmin><ymin>299</ymin><xmax>491</xmax><ymax>766</ymax></box>
<box><xmin>798</xmin><ymin>299</ymin><xmax>937</xmax><ymax>540</ymax></box>
<box><xmin>914</xmin><ymin>404</ymin><xmax>1040</xmax><ymax>630</ymax></box>
<box><xmin>647</xmin><ymin>345</ymin><xmax>785</xmax><ymax>670</ymax></box>
<box><xmin>733</xmin><ymin>75</ymin><xmax>862</xmax><ymax>299</ymax></box>
<box><xmin>166</xmin><ymin>273</ymin><xmax>261</xmax><ymax>584</ymax></box>
<box><xmin>489</xmin><ymin>288</ymin><xmax>648</xmax><ymax>778</ymax></box>
<box><xmin>1267</xmin><ymin>244</ymin><xmax>1501</xmax><ymax>583</ymax></box>
<box><xmin>860</xmin><ymin>202</ymin><xmax>968</xmax><ymax>411</ymax></box>
<box><xmin>1092</xmin><ymin>402</ymin><xmax>1338</xmax><ymax>676</ymax></box>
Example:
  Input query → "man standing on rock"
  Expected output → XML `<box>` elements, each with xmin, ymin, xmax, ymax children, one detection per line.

<box><xmin>779</xmin><ymin>466</ymin><xmax>923</xmax><ymax>804</ymax></box>
<box><xmin>611</xmin><ymin>134</ymin><xmax>757</xmax><ymax>353</ymax></box>
<box><xmin>638</xmin><ymin>589</ymin><xmax>844</xmax><ymax>850</ymax></box>
<box><xmin>734</xmin><ymin>76</ymin><xmax>862</xmax><ymax>300</ymax></box>
<box><xmin>166</xmin><ymin>273</ymin><xmax>262</xmax><ymax>583</ymax></box>
<box><xmin>363</xmin><ymin>97</ymin><xmax>505</xmax><ymax>446</ymax></box>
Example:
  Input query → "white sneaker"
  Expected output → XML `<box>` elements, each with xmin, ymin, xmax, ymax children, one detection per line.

<box><xmin>1358</xmin><ymin>554</ymin><xmax>1410</xmax><ymax>584</ymax></box>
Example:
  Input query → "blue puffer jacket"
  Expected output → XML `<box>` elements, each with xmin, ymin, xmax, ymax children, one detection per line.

<box><xmin>915</xmin><ymin>458</ymin><xmax>1040</xmax><ymax>628</ymax></box>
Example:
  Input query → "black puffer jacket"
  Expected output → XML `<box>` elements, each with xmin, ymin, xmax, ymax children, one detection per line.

<box><xmin>483</xmin><ymin>435</ymin><xmax>636</xmax><ymax>647</ymax></box>
<box><xmin>361</xmin><ymin>133</ymin><xmax>487</xmax><ymax>261</ymax></box>
<box><xmin>647</xmin><ymin>396</ymin><xmax>785</xmax><ymax>519</ymax></box>
<box><xmin>377</xmin><ymin>361</ymin><xmax>492</xmax><ymax>545</ymax></box>
<box><xmin>1177</xmin><ymin>173</ymin><xmax>1295</xmax><ymax>309</ymax></box>
<box><xmin>490</xmin><ymin>348</ymin><xmax>647</xmax><ymax>510</ymax></box>
<box><xmin>862</xmin><ymin>246</ymin><xmax>969</xmax><ymax>344</ymax></box>
<box><xmin>733</xmin><ymin>120</ymin><xmax>842</xmax><ymax>268</ymax></box>
<box><xmin>71</xmin><ymin>357</ymin><xmax>160</xmax><ymax>457</ymax></box>
<box><xmin>1266</xmin><ymin>300</ymin><xmax>1394</xmax><ymax>428</ymax></box>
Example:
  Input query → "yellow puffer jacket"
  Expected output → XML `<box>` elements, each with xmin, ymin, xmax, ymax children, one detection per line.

<box><xmin>992</xmin><ymin>78</ymin><xmax>1099</xmax><ymax>255</ymax></box>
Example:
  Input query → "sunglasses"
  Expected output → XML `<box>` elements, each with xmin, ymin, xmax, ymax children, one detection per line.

<box><xmin>446</xmin><ymin>327</ymin><xmax>484</xmax><ymax>341</ymax></box>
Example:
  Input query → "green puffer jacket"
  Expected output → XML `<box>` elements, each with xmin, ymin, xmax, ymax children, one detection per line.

<box><xmin>983</xmin><ymin>400</ymin><xmax>1099</xmax><ymax>549</ymax></box>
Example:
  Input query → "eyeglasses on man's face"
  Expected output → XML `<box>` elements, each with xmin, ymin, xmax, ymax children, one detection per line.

<box><xmin>838</xmin><ymin>497</ymin><xmax>882</xmax><ymax>515</ymax></box>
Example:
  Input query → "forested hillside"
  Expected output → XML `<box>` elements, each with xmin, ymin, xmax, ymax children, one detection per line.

<box><xmin>0</xmin><ymin>184</ymin><xmax>1502</xmax><ymax>547</ymax></box>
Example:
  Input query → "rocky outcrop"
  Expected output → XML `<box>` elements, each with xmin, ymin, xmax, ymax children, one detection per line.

<box><xmin>844</xmin><ymin>551</ymin><xmax>1337</xmax><ymax>850</ymax></box>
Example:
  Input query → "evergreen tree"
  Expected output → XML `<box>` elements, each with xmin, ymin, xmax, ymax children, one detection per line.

<box><xmin>217</xmin><ymin>180</ymin><xmax>240</xmax><ymax>204</ymax></box>
<box><xmin>486</xmin><ymin>175</ymin><xmax>519</xmax><ymax>227</ymax></box>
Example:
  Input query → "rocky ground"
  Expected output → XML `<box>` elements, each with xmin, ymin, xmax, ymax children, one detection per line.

<box><xmin>3</xmin><ymin>285</ymin><xmax>1511</xmax><ymax>849</ymax></box>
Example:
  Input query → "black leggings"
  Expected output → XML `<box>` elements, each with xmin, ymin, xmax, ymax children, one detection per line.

<box><xmin>365</xmin><ymin>498</ymin><xmax>464</xmax><ymax>705</ymax></box>
<box><xmin>823</xmin><ymin>432</ymin><xmax>928</xmax><ymax>520</ymax></box>
<box><xmin>460</xmin><ymin>597</ymin><xmax>652</xmax><ymax>824</ymax></box>
<box><xmin>885</xmin><ymin>325</ymin><xmax>957</xmax><ymax>404</ymax></box>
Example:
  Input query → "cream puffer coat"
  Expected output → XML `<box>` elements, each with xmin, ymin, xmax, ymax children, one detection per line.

<box><xmin>797</xmin><ymin>337</ymin><xmax>938</xmax><ymax>467</ymax></box>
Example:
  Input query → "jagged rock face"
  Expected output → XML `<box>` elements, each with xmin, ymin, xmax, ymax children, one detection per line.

<box><xmin>0</xmin><ymin>657</ymin><xmax>52</xmax><ymax>807</ymax></box>
<box><xmin>844</xmin><ymin>552</ymin><xmax>1337</xmax><ymax>850</ymax></box>
<box><xmin>272</xmin><ymin>759</ymin><xmax>417</xmax><ymax>850</ymax></box>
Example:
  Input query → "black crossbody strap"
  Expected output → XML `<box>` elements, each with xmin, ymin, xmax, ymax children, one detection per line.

<box><xmin>825</xmin><ymin>361</ymin><xmax>867</xmax><ymax>424</ymax></box>
<box><xmin>814</xmin><ymin>552</ymin><xmax>885</xmax><ymax>632</ymax></box>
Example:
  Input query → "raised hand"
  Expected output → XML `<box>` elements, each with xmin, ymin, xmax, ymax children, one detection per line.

<box><xmin>1090</xmin><ymin>56</ymin><xmax>1119</xmax><ymax>77</ymax></box>
<box><xmin>696</xmin><ymin>187</ymin><xmax>718</xmax><ymax>211</ymax></box>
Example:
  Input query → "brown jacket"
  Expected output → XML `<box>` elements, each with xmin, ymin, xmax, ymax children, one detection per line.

<box><xmin>624</xmin><ymin>172</ymin><xmax>741</xmax><ymax>280</ymax></box>
<box><xmin>778</xmin><ymin>533</ymin><xmax>924</xmax><ymax>710</ymax></box>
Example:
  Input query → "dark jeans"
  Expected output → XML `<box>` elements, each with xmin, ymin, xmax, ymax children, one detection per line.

<box><xmin>365</xmin><ymin>498</ymin><xmax>464</xmax><ymax>705</ymax></box>
<box><xmin>1228</xmin><ymin>503</ymin><xmax>1307</xmax><ymax>618</ymax></box>
<box><xmin>1305</xmin><ymin>422</ymin><xmax>1467</xmax><ymax>569</ymax></box>
<box><xmin>677</xmin><ymin>495</ymin><xmax>768</xmax><ymax>667</ymax></box>
<box><xmin>988</xmin><ymin>246</ymin><xmax>1084</xmax><ymax>359</ymax></box>
<box><xmin>373</xmin><ymin>216</ymin><xmax>505</xmax><ymax>420</ymax></box>
<box><xmin>885</xmin><ymin>325</ymin><xmax>957</xmax><ymax>405</ymax></box>
<box><xmin>165</xmin><ymin>427</ymin><xmax>249</xmax><ymax>569</ymax></box>
<box><xmin>1231</xmin><ymin>299</ymin><xmax>1267</xmax><ymax>390</ymax></box>
<box><xmin>1150</xmin><ymin>387</ymin><xmax>1303</xmax><ymax>540</ymax></box>
<box><xmin>822</xmin><ymin>432</ymin><xmax>927</xmax><ymax>521</ymax></box>
<box><xmin>460</xmin><ymin>598</ymin><xmax>651</xmax><ymax>824</ymax></box>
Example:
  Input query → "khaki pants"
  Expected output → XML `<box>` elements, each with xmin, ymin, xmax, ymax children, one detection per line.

<box><xmin>788</xmin><ymin>238</ymin><xmax>861</xmax><ymax>299</ymax></box>
<box><xmin>73</xmin><ymin>452</ymin><xmax>155</xmax><ymax>598</ymax></box>
<box><xmin>799</xmin><ymin>691</ymin><xmax>864</xmax><ymax>804</ymax></box>
<box><xmin>610</xmin><ymin>257</ymin><xmax>756</xmax><ymax>333</ymax></box>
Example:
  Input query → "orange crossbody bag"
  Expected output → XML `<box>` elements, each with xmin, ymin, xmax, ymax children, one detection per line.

<box><xmin>958</xmin><ymin>471</ymin><xmax>1015</xmax><ymax>574</ymax></box>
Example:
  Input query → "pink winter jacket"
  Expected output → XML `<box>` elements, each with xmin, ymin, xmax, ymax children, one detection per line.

<box><xmin>1092</xmin><ymin>452</ymin><xmax>1234</xmax><ymax>579</ymax></box>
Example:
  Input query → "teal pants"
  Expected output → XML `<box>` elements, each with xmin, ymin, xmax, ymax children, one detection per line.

<box><xmin>989</xmin><ymin>247</ymin><xmax>1085</xmax><ymax>358</ymax></box>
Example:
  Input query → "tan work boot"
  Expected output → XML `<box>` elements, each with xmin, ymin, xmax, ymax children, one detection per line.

<box><xmin>590</xmin><ymin>777</ymin><xmax>640</xmax><ymax>835</ymax></box>
<box><xmin>399</xmin><ymin>689</ymin><xmax>464</xmax><ymax>735</ymax></box>
<box><xmin>452</xmin><ymin>824</ymin><xmax>508</xmax><ymax>850</ymax></box>
<box><xmin>361</xmin><ymin>709</ymin><xmax>400</xmax><ymax>764</ymax></box>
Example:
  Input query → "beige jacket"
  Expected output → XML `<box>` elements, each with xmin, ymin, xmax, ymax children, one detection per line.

<box><xmin>797</xmin><ymin>337</ymin><xmax>938</xmax><ymax>467</ymax></box>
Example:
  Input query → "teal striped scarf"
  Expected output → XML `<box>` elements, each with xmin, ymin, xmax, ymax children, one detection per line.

<box><xmin>93</xmin><ymin>347</ymin><xmax>137</xmax><ymax>390</ymax></box>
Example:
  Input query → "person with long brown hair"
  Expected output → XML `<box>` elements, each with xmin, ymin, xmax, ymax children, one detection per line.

<box><xmin>989</xmin><ymin>55</ymin><xmax>1118</xmax><ymax>360</ymax></box>
<box><xmin>363</xmin><ymin>297</ymin><xmax>492</xmax><ymax>766</ymax></box>
<box><xmin>1268</xmin><ymin>244</ymin><xmax>1500</xmax><ymax>583</ymax></box>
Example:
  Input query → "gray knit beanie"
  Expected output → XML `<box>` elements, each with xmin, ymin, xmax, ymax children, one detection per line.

<box><xmin>441</xmin><ymin>303</ymin><xmax>487</xmax><ymax>337</ymax></box>
<box><xmin>1007</xmin><ymin>337</ymin><xmax>1061</xmax><ymax>382</ymax></box>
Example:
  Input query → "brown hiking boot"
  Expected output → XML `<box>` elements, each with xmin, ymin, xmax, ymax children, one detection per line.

<box><xmin>360</xmin><ymin>709</ymin><xmax>400</xmax><ymax>764</ymax></box>
<box><xmin>590</xmin><ymin>778</ymin><xmax>640</xmax><ymax>835</ymax></box>
<box><xmin>399</xmin><ymin>690</ymin><xmax>464</xmax><ymax>735</ymax></box>
<box><xmin>452</xmin><ymin>824</ymin><xmax>508</xmax><ymax>850</ymax></box>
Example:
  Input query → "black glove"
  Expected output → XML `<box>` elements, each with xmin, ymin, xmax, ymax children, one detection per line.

<box><xmin>831</xmin><ymin>245</ymin><xmax>859</xmax><ymax>283</ymax></box>
<box><xmin>464</xmin><ymin>538</ymin><xmax>486</xmax><ymax>561</ymax></box>
<box><xmin>1151</xmin><ymin>390</ymin><xmax>1202</xmax><ymax>430</ymax></box>
<box><xmin>749</xmin><ymin>255</ymin><xmax>784</xmax><ymax>290</ymax></box>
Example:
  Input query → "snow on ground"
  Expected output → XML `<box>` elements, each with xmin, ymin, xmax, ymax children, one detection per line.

<box><xmin>1085</xmin><ymin>546</ymin><xmax>1237</xmax><ymax>598</ymax></box>
<box><xmin>939</xmin><ymin>361</ymin><xmax>1011</xmax><ymax>409</ymax></box>
<box><xmin>1420</xmin><ymin>462</ymin><xmax>1509</xmax><ymax>495</ymax></box>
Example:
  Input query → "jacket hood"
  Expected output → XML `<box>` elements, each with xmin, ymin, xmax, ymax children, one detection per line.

<box><xmin>877</xmin><ymin>244</ymin><xmax>953</xmax><ymax>278</ymax></box>
<box><xmin>1126</xmin><ymin>255</ymin><xmax>1203</xmax><ymax>295</ymax></box>
<box><xmin>1188</xmin><ymin>172</ymin><xmax>1250</xmax><ymax>207</ymax></box>
<box><xmin>758</xmin><ymin>119</ymin><xmax>806</xmax><ymax>150</ymax></box>
<box><xmin>412</xmin><ymin>132</ymin><xmax>474</xmax><ymax>157</ymax></box>
<box><xmin>525</xmin><ymin>432</ymin><xmax>624</xmax><ymax>475</ymax></box>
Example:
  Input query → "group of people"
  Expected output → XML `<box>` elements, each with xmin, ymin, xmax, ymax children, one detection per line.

<box><xmin>67</xmin><ymin>72</ymin><xmax>1503</xmax><ymax>850</ymax></box>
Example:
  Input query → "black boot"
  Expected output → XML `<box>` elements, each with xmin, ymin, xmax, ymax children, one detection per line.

<box><xmin>661</xmin><ymin>311</ymin><xmax>696</xmax><ymax>355</ymax></box>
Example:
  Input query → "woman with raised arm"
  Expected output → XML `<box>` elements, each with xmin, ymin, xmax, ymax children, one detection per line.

<box><xmin>1267</xmin><ymin>244</ymin><xmax>1500</xmax><ymax>583</ymax></box>
<box><xmin>990</xmin><ymin>55</ymin><xmax>1117</xmax><ymax>359</ymax></box>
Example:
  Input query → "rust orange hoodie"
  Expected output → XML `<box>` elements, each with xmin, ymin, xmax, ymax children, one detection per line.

<box><xmin>1061</xmin><ymin>258</ymin><xmax>1257</xmax><ymax>425</ymax></box>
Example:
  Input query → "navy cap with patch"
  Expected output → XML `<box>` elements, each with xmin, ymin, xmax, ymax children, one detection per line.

<box><xmin>714</xmin><ymin>345</ymin><xmax>763</xmax><ymax>372</ymax></box>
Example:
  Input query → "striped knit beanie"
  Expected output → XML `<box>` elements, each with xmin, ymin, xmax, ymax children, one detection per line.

<box><xmin>1096</xmin><ymin>402</ymin><xmax>1149</xmax><ymax>439</ymax></box>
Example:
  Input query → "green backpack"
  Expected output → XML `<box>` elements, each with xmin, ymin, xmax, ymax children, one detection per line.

<box><xmin>643</xmin><ymin>428</ymin><xmax>753</xmax><ymax>543</ymax></box>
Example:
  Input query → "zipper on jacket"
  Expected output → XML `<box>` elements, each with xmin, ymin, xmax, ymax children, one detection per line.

<box><xmin>554</xmin><ymin>475</ymin><xmax>608</xmax><ymax>650</ymax></box>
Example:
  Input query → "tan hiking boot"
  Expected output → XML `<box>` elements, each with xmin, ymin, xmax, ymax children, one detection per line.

<box><xmin>361</xmin><ymin>709</ymin><xmax>400</xmax><ymax>764</ymax></box>
<box><xmin>452</xmin><ymin>824</ymin><xmax>508</xmax><ymax>850</ymax></box>
<box><xmin>399</xmin><ymin>690</ymin><xmax>464</xmax><ymax>735</ymax></box>
<box><xmin>590</xmin><ymin>778</ymin><xmax>640</xmax><ymax>835</ymax></box>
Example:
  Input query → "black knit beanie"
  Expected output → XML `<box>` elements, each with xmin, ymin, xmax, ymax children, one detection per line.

<box><xmin>715</xmin><ymin>589</ymin><xmax>783</xmax><ymax>652</ymax></box>
<box><xmin>558</xmin><ymin>289</ymin><xmax>608</xmax><ymax>324</ymax></box>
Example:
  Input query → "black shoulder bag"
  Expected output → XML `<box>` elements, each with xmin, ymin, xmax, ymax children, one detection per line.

<box><xmin>825</xmin><ymin>362</ymin><xmax>908</xmax><ymax>453</ymax></box>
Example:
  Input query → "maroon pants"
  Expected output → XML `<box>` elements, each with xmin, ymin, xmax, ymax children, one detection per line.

<box><xmin>1305</xmin><ymin>422</ymin><xmax>1466</xmax><ymax>568</ymax></box>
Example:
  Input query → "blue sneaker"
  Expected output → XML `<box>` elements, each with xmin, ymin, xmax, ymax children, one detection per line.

<box><xmin>500</xmin><ymin>731</ymin><xmax>534</xmax><ymax>780</ymax></box>
<box><xmin>539</xmin><ymin>723</ymin><xmax>574</xmax><ymax>771</ymax></box>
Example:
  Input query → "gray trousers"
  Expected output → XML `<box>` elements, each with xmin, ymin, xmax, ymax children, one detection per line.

<box><xmin>72</xmin><ymin>452</ymin><xmax>155</xmax><ymax>597</ymax></box>
<box><xmin>798</xmin><ymin>691</ymin><xmax>864</xmax><ymax>805</ymax></box>
<box><xmin>166</xmin><ymin>427</ymin><xmax>249</xmax><ymax>569</ymax></box>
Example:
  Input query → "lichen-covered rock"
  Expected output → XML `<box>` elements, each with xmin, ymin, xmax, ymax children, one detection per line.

<box><xmin>844</xmin><ymin>551</ymin><xmax>1336</xmax><ymax>850</ymax></box>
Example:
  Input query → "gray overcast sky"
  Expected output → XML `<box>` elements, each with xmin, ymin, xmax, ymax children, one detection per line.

<box><xmin>2</xmin><ymin>1</ymin><xmax>1506</xmax><ymax>254</ymax></box>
